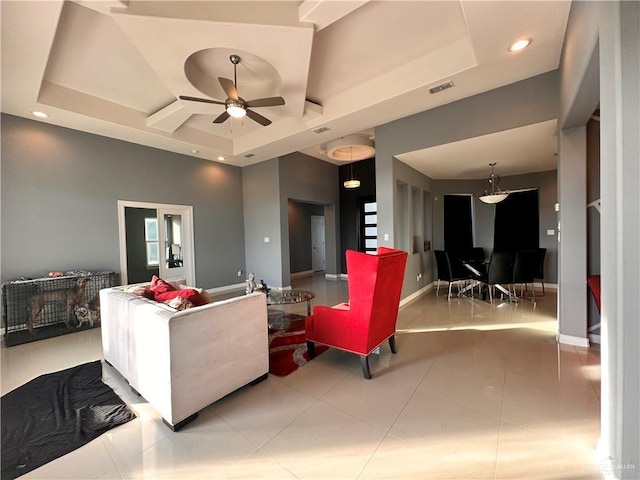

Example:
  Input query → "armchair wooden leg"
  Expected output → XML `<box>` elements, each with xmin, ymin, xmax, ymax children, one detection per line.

<box><xmin>360</xmin><ymin>355</ymin><xmax>372</xmax><ymax>379</ymax></box>
<box><xmin>388</xmin><ymin>335</ymin><xmax>398</xmax><ymax>354</ymax></box>
<box><xmin>306</xmin><ymin>341</ymin><xmax>316</xmax><ymax>358</ymax></box>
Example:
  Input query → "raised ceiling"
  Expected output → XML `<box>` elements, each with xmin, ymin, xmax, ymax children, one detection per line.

<box><xmin>1</xmin><ymin>0</ymin><xmax>571</xmax><ymax>176</ymax></box>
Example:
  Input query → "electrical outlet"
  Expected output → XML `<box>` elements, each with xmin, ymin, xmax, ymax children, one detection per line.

<box><xmin>237</xmin><ymin>270</ymin><xmax>242</xmax><ymax>277</ymax></box>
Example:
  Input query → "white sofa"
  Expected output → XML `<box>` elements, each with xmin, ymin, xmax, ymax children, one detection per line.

<box><xmin>100</xmin><ymin>283</ymin><xmax>269</xmax><ymax>430</ymax></box>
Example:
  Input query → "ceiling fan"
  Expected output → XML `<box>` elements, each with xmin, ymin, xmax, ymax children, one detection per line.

<box><xmin>179</xmin><ymin>54</ymin><xmax>285</xmax><ymax>126</ymax></box>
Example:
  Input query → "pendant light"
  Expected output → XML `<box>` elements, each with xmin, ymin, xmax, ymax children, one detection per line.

<box><xmin>343</xmin><ymin>147</ymin><xmax>361</xmax><ymax>189</ymax></box>
<box><xmin>479</xmin><ymin>162</ymin><xmax>509</xmax><ymax>204</ymax></box>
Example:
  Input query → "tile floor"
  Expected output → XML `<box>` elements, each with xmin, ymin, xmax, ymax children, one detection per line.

<box><xmin>1</xmin><ymin>275</ymin><xmax>603</xmax><ymax>479</ymax></box>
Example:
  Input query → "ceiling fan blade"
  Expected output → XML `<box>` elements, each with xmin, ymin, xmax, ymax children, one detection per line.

<box><xmin>179</xmin><ymin>95</ymin><xmax>225</xmax><ymax>105</ymax></box>
<box><xmin>212</xmin><ymin>111</ymin><xmax>230</xmax><ymax>124</ymax></box>
<box><xmin>218</xmin><ymin>77</ymin><xmax>238</xmax><ymax>100</ymax></box>
<box><xmin>246</xmin><ymin>109</ymin><xmax>272</xmax><ymax>126</ymax></box>
<box><xmin>245</xmin><ymin>96</ymin><xmax>286</xmax><ymax>108</ymax></box>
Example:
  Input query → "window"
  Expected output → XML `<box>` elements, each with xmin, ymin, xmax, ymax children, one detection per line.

<box><xmin>145</xmin><ymin>217</ymin><xmax>159</xmax><ymax>267</ymax></box>
<box><xmin>359</xmin><ymin>199</ymin><xmax>378</xmax><ymax>253</ymax></box>
<box><xmin>443</xmin><ymin>194</ymin><xmax>474</xmax><ymax>254</ymax></box>
<box><xmin>493</xmin><ymin>189</ymin><xmax>539</xmax><ymax>251</ymax></box>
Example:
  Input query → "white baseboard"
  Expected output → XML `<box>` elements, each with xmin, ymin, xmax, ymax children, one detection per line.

<box><xmin>595</xmin><ymin>438</ymin><xmax>622</xmax><ymax>480</ymax></box>
<box><xmin>325</xmin><ymin>273</ymin><xmax>348</xmax><ymax>281</ymax></box>
<box><xmin>206</xmin><ymin>282</ymin><xmax>246</xmax><ymax>295</ymax></box>
<box><xmin>557</xmin><ymin>332</ymin><xmax>590</xmax><ymax>347</ymax></box>
<box><xmin>290</xmin><ymin>270</ymin><xmax>314</xmax><ymax>280</ymax></box>
<box><xmin>589</xmin><ymin>334</ymin><xmax>601</xmax><ymax>344</ymax></box>
<box><xmin>400</xmin><ymin>282</ymin><xmax>435</xmax><ymax>308</ymax></box>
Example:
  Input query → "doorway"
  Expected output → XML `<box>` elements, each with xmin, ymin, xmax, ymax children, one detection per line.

<box><xmin>118</xmin><ymin>200</ymin><xmax>195</xmax><ymax>285</ymax></box>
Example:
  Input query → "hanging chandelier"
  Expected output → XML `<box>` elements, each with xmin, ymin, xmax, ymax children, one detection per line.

<box><xmin>479</xmin><ymin>162</ymin><xmax>509</xmax><ymax>204</ymax></box>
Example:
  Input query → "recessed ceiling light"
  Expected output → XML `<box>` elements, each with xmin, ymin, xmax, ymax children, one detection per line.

<box><xmin>509</xmin><ymin>37</ymin><xmax>532</xmax><ymax>52</ymax></box>
<box><xmin>191</xmin><ymin>149</ymin><xmax>199</xmax><ymax>154</ymax></box>
<box><xmin>217</xmin><ymin>156</ymin><xmax>225</xmax><ymax>161</ymax></box>
<box><xmin>32</xmin><ymin>111</ymin><xmax>48</xmax><ymax>118</ymax></box>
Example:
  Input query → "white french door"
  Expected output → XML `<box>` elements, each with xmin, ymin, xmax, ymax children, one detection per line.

<box><xmin>118</xmin><ymin>200</ymin><xmax>195</xmax><ymax>286</ymax></box>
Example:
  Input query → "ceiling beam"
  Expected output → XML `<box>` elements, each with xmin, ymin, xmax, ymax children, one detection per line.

<box><xmin>299</xmin><ymin>0</ymin><xmax>369</xmax><ymax>31</ymax></box>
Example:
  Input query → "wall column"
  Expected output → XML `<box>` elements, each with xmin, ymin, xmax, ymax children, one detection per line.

<box><xmin>557</xmin><ymin>126</ymin><xmax>588</xmax><ymax>346</ymax></box>
<box><xmin>599</xmin><ymin>2</ymin><xmax>640</xmax><ymax>476</ymax></box>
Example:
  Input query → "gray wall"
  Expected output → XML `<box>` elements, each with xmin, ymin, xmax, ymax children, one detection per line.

<box><xmin>375</xmin><ymin>70</ymin><xmax>559</xmax><ymax>298</ymax></box>
<box><xmin>586</xmin><ymin>117</ymin><xmax>601</xmax><ymax>335</ymax></box>
<box><xmin>1</xmin><ymin>114</ymin><xmax>246</xmax><ymax>289</ymax></box>
<box><xmin>559</xmin><ymin>1</ymin><xmax>639</xmax><ymax>476</ymax></box>
<box><xmin>431</xmin><ymin>170</ymin><xmax>558</xmax><ymax>284</ymax></box>
<box><xmin>242</xmin><ymin>158</ymin><xmax>282</xmax><ymax>287</ymax></box>
<box><xmin>393</xmin><ymin>158</ymin><xmax>433</xmax><ymax>298</ymax></box>
<box><xmin>288</xmin><ymin>200</ymin><xmax>324</xmax><ymax>274</ymax></box>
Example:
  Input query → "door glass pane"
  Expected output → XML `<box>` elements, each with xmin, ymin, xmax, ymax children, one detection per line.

<box><xmin>165</xmin><ymin>214</ymin><xmax>184</xmax><ymax>268</ymax></box>
<box><xmin>365</xmin><ymin>226</ymin><xmax>377</xmax><ymax>236</ymax></box>
<box><xmin>364</xmin><ymin>214</ymin><xmax>377</xmax><ymax>225</ymax></box>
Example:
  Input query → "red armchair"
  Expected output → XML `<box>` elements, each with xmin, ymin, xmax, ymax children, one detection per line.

<box><xmin>305</xmin><ymin>247</ymin><xmax>408</xmax><ymax>379</ymax></box>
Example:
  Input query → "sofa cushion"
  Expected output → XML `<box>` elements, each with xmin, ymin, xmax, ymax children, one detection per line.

<box><xmin>150</xmin><ymin>275</ymin><xmax>176</xmax><ymax>295</ymax></box>
<box><xmin>179</xmin><ymin>285</ymin><xmax>213</xmax><ymax>305</ymax></box>
<box><xmin>154</xmin><ymin>288</ymin><xmax>207</xmax><ymax>306</ymax></box>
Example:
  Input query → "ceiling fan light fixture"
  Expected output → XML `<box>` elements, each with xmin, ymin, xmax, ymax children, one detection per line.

<box><xmin>479</xmin><ymin>162</ymin><xmax>509</xmax><ymax>204</ymax></box>
<box><xmin>226</xmin><ymin>100</ymin><xmax>246</xmax><ymax>118</ymax></box>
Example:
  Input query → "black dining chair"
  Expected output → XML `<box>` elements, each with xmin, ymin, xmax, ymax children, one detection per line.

<box><xmin>512</xmin><ymin>249</ymin><xmax>539</xmax><ymax>302</ymax></box>
<box><xmin>535</xmin><ymin>248</ymin><xmax>547</xmax><ymax>296</ymax></box>
<box><xmin>480</xmin><ymin>251</ymin><xmax>516</xmax><ymax>304</ymax></box>
<box><xmin>434</xmin><ymin>250</ymin><xmax>470</xmax><ymax>299</ymax></box>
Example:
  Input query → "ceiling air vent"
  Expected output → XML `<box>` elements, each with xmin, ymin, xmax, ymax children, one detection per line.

<box><xmin>244</xmin><ymin>153</ymin><xmax>255</xmax><ymax>158</ymax></box>
<box><xmin>313</xmin><ymin>127</ymin><xmax>330</xmax><ymax>134</ymax></box>
<box><xmin>429</xmin><ymin>80</ymin><xmax>454</xmax><ymax>94</ymax></box>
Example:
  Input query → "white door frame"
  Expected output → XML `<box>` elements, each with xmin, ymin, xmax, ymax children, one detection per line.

<box><xmin>117</xmin><ymin>200</ymin><xmax>196</xmax><ymax>286</ymax></box>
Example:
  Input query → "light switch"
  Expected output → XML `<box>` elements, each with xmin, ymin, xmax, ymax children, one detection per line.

<box><xmin>384</xmin><ymin>234</ymin><xmax>389</xmax><ymax>241</ymax></box>
<box><xmin>547</xmin><ymin>229</ymin><xmax>555</xmax><ymax>236</ymax></box>
<box><xmin>264</xmin><ymin>236</ymin><xmax>270</xmax><ymax>243</ymax></box>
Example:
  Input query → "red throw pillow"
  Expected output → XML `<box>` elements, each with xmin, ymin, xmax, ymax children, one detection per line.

<box><xmin>149</xmin><ymin>275</ymin><xmax>175</xmax><ymax>294</ymax></box>
<box><xmin>154</xmin><ymin>288</ymin><xmax>206</xmax><ymax>306</ymax></box>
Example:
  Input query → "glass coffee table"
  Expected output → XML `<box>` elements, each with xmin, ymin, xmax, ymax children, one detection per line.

<box><xmin>265</xmin><ymin>289</ymin><xmax>315</xmax><ymax>330</ymax></box>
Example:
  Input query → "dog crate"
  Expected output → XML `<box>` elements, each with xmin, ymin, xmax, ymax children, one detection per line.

<box><xmin>1</xmin><ymin>271</ymin><xmax>118</xmax><ymax>346</ymax></box>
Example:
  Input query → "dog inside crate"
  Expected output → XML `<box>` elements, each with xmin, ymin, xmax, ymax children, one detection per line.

<box><xmin>2</xmin><ymin>271</ymin><xmax>117</xmax><ymax>346</ymax></box>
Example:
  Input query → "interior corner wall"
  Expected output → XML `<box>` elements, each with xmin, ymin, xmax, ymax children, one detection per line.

<box><xmin>375</xmin><ymin>70</ymin><xmax>559</xmax><ymax>299</ymax></box>
<box><xmin>278</xmin><ymin>152</ymin><xmax>340</xmax><ymax>288</ymax></box>
<box><xmin>0</xmin><ymin>114</ymin><xmax>246</xmax><ymax>288</ymax></box>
